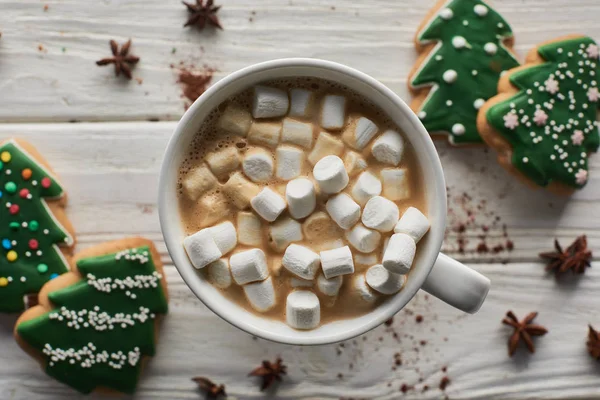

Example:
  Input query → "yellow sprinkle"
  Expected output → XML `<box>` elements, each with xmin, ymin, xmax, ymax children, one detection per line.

<box><xmin>0</xmin><ymin>277</ymin><xmax>8</xmax><ymax>287</ymax></box>
<box><xmin>6</xmin><ymin>251</ymin><xmax>17</xmax><ymax>262</ymax></box>
<box><xmin>0</xmin><ymin>151</ymin><xmax>10</xmax><ymax>163</ymax></box>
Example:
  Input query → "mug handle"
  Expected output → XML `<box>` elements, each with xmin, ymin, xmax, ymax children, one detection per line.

<box><xmin>420</xmin><ymin>253</ymin><xmax>491</xmax><ymax>314</ymax></box>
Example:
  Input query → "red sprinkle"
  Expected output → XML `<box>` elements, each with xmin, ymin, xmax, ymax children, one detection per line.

<box><xmin>41</xmin><ymin>177</ymin><xmax>51</xmax><ymax>188</ymax></box>
<box><xmin>19</xmin><ymin>188</ymin><xmax>29</xmax><ymax>198</ymax></box>
<box><xmin>29</xmin><ymin>239</ymin><xmax>38</xmax><ymax>250</ymax></box>
<box><xmin>9</xmin><ymin>204</ymin><xmax>19</xmax><ymax>215</ymax></box>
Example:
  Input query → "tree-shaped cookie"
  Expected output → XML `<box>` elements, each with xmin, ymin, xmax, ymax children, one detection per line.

<box><xmin>409</xmin><ymin>0</ymin><xmax>519</xmax><ymax>145</ymax></box>
<box><xmin>15</xmin><ymin>238</ymin><xmax>169</xmax><ymax>394</ymax></box>
<box><xmin>0</xmin><ymin>139</ymin><xmax>75</xmax><ymax>312</ymax></box>
<box><xmin>478</xmin><ymin>35</ymin><xmax>600</xmax><ymax>193</ymax></box>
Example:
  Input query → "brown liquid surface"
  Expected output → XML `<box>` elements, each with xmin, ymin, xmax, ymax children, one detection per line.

<box><xmin>177</xmin><ymin>77</ymin><xmax>427</xmax><ymax>327</ymax></box>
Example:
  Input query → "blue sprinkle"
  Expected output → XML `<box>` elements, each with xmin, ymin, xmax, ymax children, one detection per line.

<box><xmin>1</xmin><ymin>239</ymin><xmax>10</xmax><ymax>250</ymax></box>
<box><xmin>50</xmin><ymin>273</ymin><xmax>59</xmax><ymax>280</ymax></box>
<box><xmin>0</xmin><ymin>190</ymin><xmax>3</xmax><ymax>198</ymax></box>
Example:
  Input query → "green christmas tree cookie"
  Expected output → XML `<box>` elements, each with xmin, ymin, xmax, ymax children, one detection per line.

<box><xmin>409</xmin><ymin>0</ymin><xmax>520</xmax><ymax>144</ymax></box>
<box><xmin>15</xmin><ymin>239</ymin><xmax>169</xmax><ymax>394</ymax></box>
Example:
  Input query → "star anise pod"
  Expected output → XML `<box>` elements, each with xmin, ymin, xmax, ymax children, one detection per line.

<box><xmin>539</xmin><ymin>235</ymin><xmax>592</xmax><ymax>275</ymax></box>
<box><xmin>248</xmin><ymin>357</ymin><xmax>287</xmax><ymax>391</ymax></box>
<box><xmin>182</xmin><ymin>0</ymin><xmax>223</xmax><ymax>30</ymax></box>
<box><xmin>95</xmin><ymin>40</ymin><xmax>140</xmax><ymax>79</ymax></box>
<box><xmin>192</xmin><ymin>377</ymin><xmax>226</xmax><ymax>399</ymax></box>
<box><xmin>502</xmin><ymin>311</ymin><xmax>548</xmax><ymax>356</ymax></box>
<box><xmin>588</xmin><ymin>325</ymin><xmax>600</xmax><ymax>360</ymax></box>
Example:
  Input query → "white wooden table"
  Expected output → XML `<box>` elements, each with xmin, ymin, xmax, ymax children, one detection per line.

<box><xmin>1</xmin><ymin>1</ymin><xmax>599</xmax><ymax>399</ymax></box>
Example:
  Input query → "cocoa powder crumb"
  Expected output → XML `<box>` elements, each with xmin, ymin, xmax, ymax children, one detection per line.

<box><xmin>442</xmin><ymin>366</ymin><xmax>447</xmax><ymax>373</ymax></box>
<box><xmin>440</xmin><ymin>376</ymin><xmax>451</xmax><ymax>391</ymax></box>
<box><xmin>419</xmin><ymin>340</ymin><xmax>427</xmax><ymax>346</ymax></box>
<box><xmin>400</xmin><ymin>384</ymin><xmax>409</xmax><ymax>393</ymax></box>
<box><xmin>384</xmin><ymin>317</ymin><xmax>394</xmax><ymax>326</ymax></box>
<box><xmin>416</xmin><ymin>315</ymin><xmax>423</xmax><ymax>323</ymax></box>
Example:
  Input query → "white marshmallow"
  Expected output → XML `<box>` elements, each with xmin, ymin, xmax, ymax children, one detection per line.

<box><xmin>248</xmin><ymin>121</ymin><xmax>281</xmax><ymax>149</ymax></box>
<box><xmin>381</xmin><ymin>168</ymin><xmax>410</xmax><ymax>201</ymax></box>
<box><xmin>394</xmin><ymin>207</ymin><xmax>430</xmax><ymax>243</ymax></box>
<box><xmin>252</xmin><ymin>86</ymin><xmax>289</xmax><ymax>119</ymax></box>
<box><xmin>205</xmin><ymin>147</ymin><xmax>240</xmax><ymax>178</ymax></box>
<box><xmin>251</xmin><ymin>187</ymin><xmax>287</xmax><ymax>222</ymax></box>
<box><xmin>342</xmin><ymin>115</ymin><xmax>379</xmax><ymax>149</ymax></box>
<box><xmin>217</xmin><ymin>103</ymin><xmax>252</xmax><ymax>137</ymax></box>
<box><xmin>223</xmin><ymin>171</ymin><xmax>260</xmax><ymax>210</ymax></box>
<box><xmin>230</xmin><ymin>248</ymin><xmax>269</xmax><ymax>284</ymax></box>
<box><xmin>321</xmin><ymin>95</ymin><xmax>347</xmax><ymax>130</ymax></box>
<box><xmin>237</xmin><ymin>212</ymin><xmax>263</xmax><ymax>246</ymax></box>
<box><xmin>183</xmin><ymin>230</ymin><xmax>222</xmax><ymax>269</ymax></box>
<box><xmin>326</xmin><ymin>193</ymin><xmax>361</xmax><ymax>230</ymax></box>
<box><xmin>365</xmin><ymin>264</ymin><xmax>405</xmax><ymax>294</ymax></box>
<box><xmin>269</xmin><ymin>217</ymin><xmax>303</xmax><ymax>252</ymax></box>
<box><xmin>290</xmin><ymin>277</ymin><xmax>313</xmax><ymax>288</ymax></box>
<box><xmin>282</xmin><ymin>244</ymin><xmax>320</xmax><ymax>280</ymax></box>
<box><xmin>308</xmin><ymin>132</ymin><xmax>345</xmax><ymax>165</ymax></box>
<box><xmin>351</xmin><ymin>171</ymin><xmax>382</xmax><ymax>206</ymax></box>
<box><xmin>344</xmin><ymin>151</ymin><xmax>368</xmax><ymax>177</ymax></box>
<box><xmin>352</xmin><ymin>274</ymin><xmax>377</xmax><ymax>303</ymax></box>
<box><xmin>371</xmin><ymin>130</ymin><xmax>404</xmax><ymax>166</ymax></box>
<box><xmin>302</xmin><ymin>211</ymin><xmax>341</xmax><ymax>240</ymax></box>
<box><xmin>313</xmin><ymin>155</ymin><xmax>349</xmax><ymax>194</ymax></box>
<box><xmin>320</xmin><ymin>246</ymin><xmax>354</xmax><ymax>279</ymax></box>
<box><xmin>207</xmin><ymin>258</ymin><xmax>232</xmax><ymax>289</ymax></box>
<box><xmin>289</xmin><ymin>89</ymin><xmax>313</xmax><ymax>117</ymax></box>
<box><xmin>182</xmin><ymin>164</ymin><xmax>217</xmax><ymax>201</ymax></box>
<box><xmin>286</xmin><ymin>291</ymin><xmax>320</xmax><ymax>330</ymax></box>
<box><xmin>316</xmin><ymin>273</ymin><xmax>343</xmax><ymax>296</ymax></box>
<box><xmin>244</xmin><ymin>277</ymin><xmax>276</xmax><ymax>312</ymax></box>
<box><xmin>276</xmin><ymin>145</ymin><xmax>304</xmax><ymax>181</ymax></box>
<box><xmin>382</xmin><ymin>233</ymin><xmax>416</xmax><ymax>274</ymax></box>
<box><xmin>362</xmin><ymin>196</ymin><xmax>400</xmax><ymax>232</ymax></box>
<box><xmin>286</xmin><ymin>178</ymin><xmax>316</xmax><ymax>219</ymax></box>
<box><xmin>242</xmin><ymin>148</ymin><xmax>274</xmax><ymax>183</ymax></box>
<box><xmin>314</xmin><ymin>238</ymin><xmax>346</xmax><ymax>252</ymax></box>
<box><xmin>345</xmin><ymin>223</ymin><xmax>381</xmax><ymax>253</ymax></box>
<box><xmin>354</xmin><ymin>253</ymin><xmax>378</xmax><ymax>267</ymax></box>
<box><xmin>205</xmin><ymin>221</ymin><xmax>237</xmax><ymax>255</ymax></box>
<box><xmin>281</xmin><ymin>118</ymin><xmax>313</xmax><ymax>149</ymax></box>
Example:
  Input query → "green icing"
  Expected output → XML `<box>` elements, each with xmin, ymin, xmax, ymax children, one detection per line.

<box><xmin>0</xmin><ymin>140</ymin><xmax>72</xmax><ymax>312</ymax></box>
<box><xmin>16</xmin><ymin>245</ymin><xmax>168</xmax><ymax>394</ymax></box>
<box><xmin>486</xmin><ymin>36</ymin><xmax>600</xmax><ymax>189</ymax></box>
<box><xmin>411</xmin><ymin>0</ymin><xmax>519</xmax><ymax>144</ymax></box>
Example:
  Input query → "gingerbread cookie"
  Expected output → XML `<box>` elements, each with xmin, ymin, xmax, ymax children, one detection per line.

<box><xmin>15</xmin><ymin>237</ymin><xmax>169</xmax><ymax>394</ymax></box>
<box><xmin>409</xmin><ymin>0</ymin><xmax>519</xmax><ymax>145</ymax></box>
<box><xmin>0</xmin><ymin>139</ymin><xmax>75</xmax><ymax>312</ymax></box>
<box><xmin>478</xmin><ymin>35</ymin><xmax>600</xmax><ymax>194</ymax></box>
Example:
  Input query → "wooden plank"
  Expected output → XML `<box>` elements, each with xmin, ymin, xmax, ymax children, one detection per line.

<box><xmin>0</xmin><ymin>0</ymin><xmax>598</xmax><ymax>122</ymax></box>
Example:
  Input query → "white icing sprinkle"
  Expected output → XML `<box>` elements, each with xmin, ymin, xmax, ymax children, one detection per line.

<box><xmin>86</xmin><ymin>271</ymin><xmax>162</xmax><ymax>299</ymax></box>
<box><xmin>443</xmin><ymin>69</ymin><xmax>458</xmax><ymax>83</ymax></box>
<box><xmin>452</xmin><ymin>36</ymin><xmax>468</xmax><ymax>49</ymax></box>
<box><xmin>474</xmin><ymin>4</ymin><xmax>488</xmax><ymax>16</ymax></box>
<box><xmin>452</xmin><ymin>124</ymin><xmax>466</xmax><ymax>135</ymax></box>
<box><xmin>49</xmin><ymin>306</ymin><xmax>154</xmax><ymax>331</ymax></box>
<box><xmin>43</xmin><ymin>342</ymin><xmax>141</xmax><ymax>370</ymax></box>
<box><xmin>484</xmin><ymin>42</ymin><xmax>498</xmax><ymax>55</ymax></box>
<box><xmin>439</xmin><ymin>8</ymin><xmax>453</xmax><ymax>20</ymax></box>
<box><xmin>474</xmin><ymin>98</ymin><xmax>485</xmax><ymax>109</ymax></box>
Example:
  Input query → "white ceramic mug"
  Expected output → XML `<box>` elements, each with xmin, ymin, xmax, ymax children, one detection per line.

<box><xmin>158</xmin><ymin>58</ymin><xmax>490</xmax><ymax>345</ymax></box>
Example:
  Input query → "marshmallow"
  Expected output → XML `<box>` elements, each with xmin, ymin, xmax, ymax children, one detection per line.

<box><xmin>286</xmin><ymin>291</ymin><xmax>320</xmax><ymax>330</ymax></box>
<box><xmin>242</xmin><ymin>148</ymin><xmax>274</xmax><ymax>183</ymax></box>
<box><xmin>183</xmin><ymin>230</ymin><xmax>222</xmax><ymax>269</ymax></box>
<box><xmin>197</xmin><ymin>192</ymin><xmax>231</xmax><ymax>227</ymax></box>
<box><xmin>244</xmin><ymin>277</ymin><xmax>276</xmax><ymax>312</ymax></box>
<box><xmin>302</xmin><ymin>211</ymin><xmax>341</xmax><ymax>240</ymax></box>
<box><xmin>382</xmin><ymin>233</ymin><xmax>416</xmax><ymax>274</ymax></box>
<box><xmin>345</xmin><ymin>223</ymin><xmax>381</xmax><ymax>253</ymax></box>
<box><xmin>207</xmin><ymin>258</ymin><xmax>232</xmax><ymax>289</ymax></box>
<box><xmin>326</xmin><ymin>193</ymin><xmax>361</xmax><ymax>230</ymax></box>
<box><xmin>205</xmin><ymin>147</ymin><xmax>241</xmax><ymax>178</ymax></box>
<box><xmin>286</xmin><ymin>178</ymin><xmax>316</xmax><ymax>219</ymax></box>
<box><xmin>251</xmin><ymin>187</ymin><xmax>287</xmax><ymax>222</ymax></box>
<box><xmin>223</xmin><ymin>171</ymin><xmax>261</xmax><ymax>210</ymax></box>
<box><xmin>354</xmin><ymin>253</ymin><xmax>378</xmax><ymax>267</ymax></box>
<box><xmin>317</xmin><ymin>273</ymin><xmax>343</xmax><ymax>296</ymax></box>
<box><xmin>321</xmin><ymin>95</ymin><xmax>347</xmax><ymax>130</ymax></box>
<box><xmin>313</xmin><ymin>155</ymin><xmax>349</xmax><ymax>194</ymax></box>
<box><xmin>352</xmin><ymin>274</ymin><xmax>377</xmax><ymax>303</ymax></box>
<box><xmin>230</xmin><ymin>248</ymin><xmax>269</xmax><ymax>284</ymax></box>
<box><xmin>371</xmin><ymin>130</ymin><xmax>405</xmax><ymax>166</ymax></box>
<box><xmin>282</xmin><ymin>244</ymin><xmax>320</xmax><ymax>280</ymax></box>
<box><xmin>204</xmin><ymin>221</ymin><xmax>237</xmax><ymax>255</ymax></box>
<box><xmin>276</xmin><ymin>145</ymin><xmax>304</xmax><ymax>181</ymax></box>
<box><xmin>182</xmin><ymin>164</ymin><xmax>217</xmax><ymax>201</ymax></box>
<box><xmin>342</xmin><ymin>115</ymin><xmax>379</xmax><ymax>149</ymax></box>
<box><xmin>291</xmin><ymin>277</ymin><xmax>313</xmax><ymax>288</ymax></box>
<box><xmin>248</xmin><ymin>121</ymin><xmax>281</xmax><ymax>149</ymax></box>
<box><xmin>365</xmin><ymin>264</ymin><xmax>405</xmax><ymax>294</ymax></box>
<box><xmin>237</xmin><ymin>212</ymin><xmax>263</xmax><ymax>246</ymax></box>
<box><xmin>308</xmin><ymin>132</ymin><xmax>345</xmax><ymax>165</ymax></box>
<box><xmin>252</xmin><ymin>85</ymin><xmax>289</xmax><ymax>119</ymax></box>
<box><xmin>362</xmin><ymin>196</ymin><xmax>399</xmax><ymax>232</ymax></box>
<box><xmin>281</xmin><ymin>118</ymin><xmax>313</xmax><ymax>149</ymax></box>
<box><xmin>320</xmin><ymin>246</ymin><xmax>354</xmax><ymax>279</ymax></box>
<box><xmin>314</xmin><ymin>238</ymin><xmax>346</xmax><ymax>252</ymax></box>
<box><xmin>394</xmin><ymin>207</ymin><xmax>430</xmax><ymax>243</ymax></box>
<box><xmin>218</xmin><ymin>103</ymin><xmax>252</xmax><ymax>137</ymax></box>
<box><xmin>289</xmin><ymin>89</ymin><xmax>313</xmax><ymax>118</ymax></box>
<box><xmin>343</xmin><ymin>151</ymin><xmax>368</xmax><ymax>177</ymax></box>
<box><xmin>268</xmin><ymin>217</ymin><xmax>303</xmax><ymax>252</ymax></box>
<box><xmin>351</xmin><ymin>171</ymin><xmax>382</xmax><ymax>206</ymax></box>
<box><xmin>381</xmin><ymin>168</ymin><xmax>410</xmax><ymax>201</ymax></box>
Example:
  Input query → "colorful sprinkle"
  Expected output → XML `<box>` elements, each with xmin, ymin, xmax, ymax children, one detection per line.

<box><xmin>6</xmin><ymin>251</ymin><xmax>17</xmax><ymax>262</ymax></box>
<box><xmin>50</xmin><ymin>273</ymin><xmax>59</xmax><ymax>279</ymax></box>
<box><xmin>0</xmin><ymin>277</ymin><xmax>8</xmax><ymax>287</ymax></box>
<box><xmin>29</xmin><ymin>239</ymin><xmax>39</xmax><ymax>250</ymax></box>
<box><xmin>21</xmin><ymin>168</ymin><xmax>32</xmax><ymax>180</ymax></box>
<box><xmin>37</xmin><ymin>264</ymin><xmax>48</xmax><ymax>274</ymax></box>
<box><xmin>9</xmin><ymin>222</ymin><xmax>19</xmax><ymax>230</ymax></box>
<box><xmin>29</xmin><ymin>220</ymin><xmax>39</xmax><ymax>231</ymax></box>
<box><xmin>2</xmin><ymin>239</ymin><xmax>11</xmax><ymax>250</ymax></box>
<box><xmin>0</xmin><ymin>151</ymin><xmax>11</xmax><ymax>163</ymax></box>
<box><xmin>41</xmin><ymin>177</ymin><xmax>51</xmax><ymax>188</ymax></box>
<box><xmin>19</xmin><ymin>188</ymin><xmax>29</xmax><ymax>198</ymax></box>
<box><xmin>9</xmin><ymin>204</ymin><xmax>19</xmax><ymax>215</ymax></box>
<box><xmin>5</xmin><ymin>182</ymin><xmax>17</xmax><ymax>193</ymax></box>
